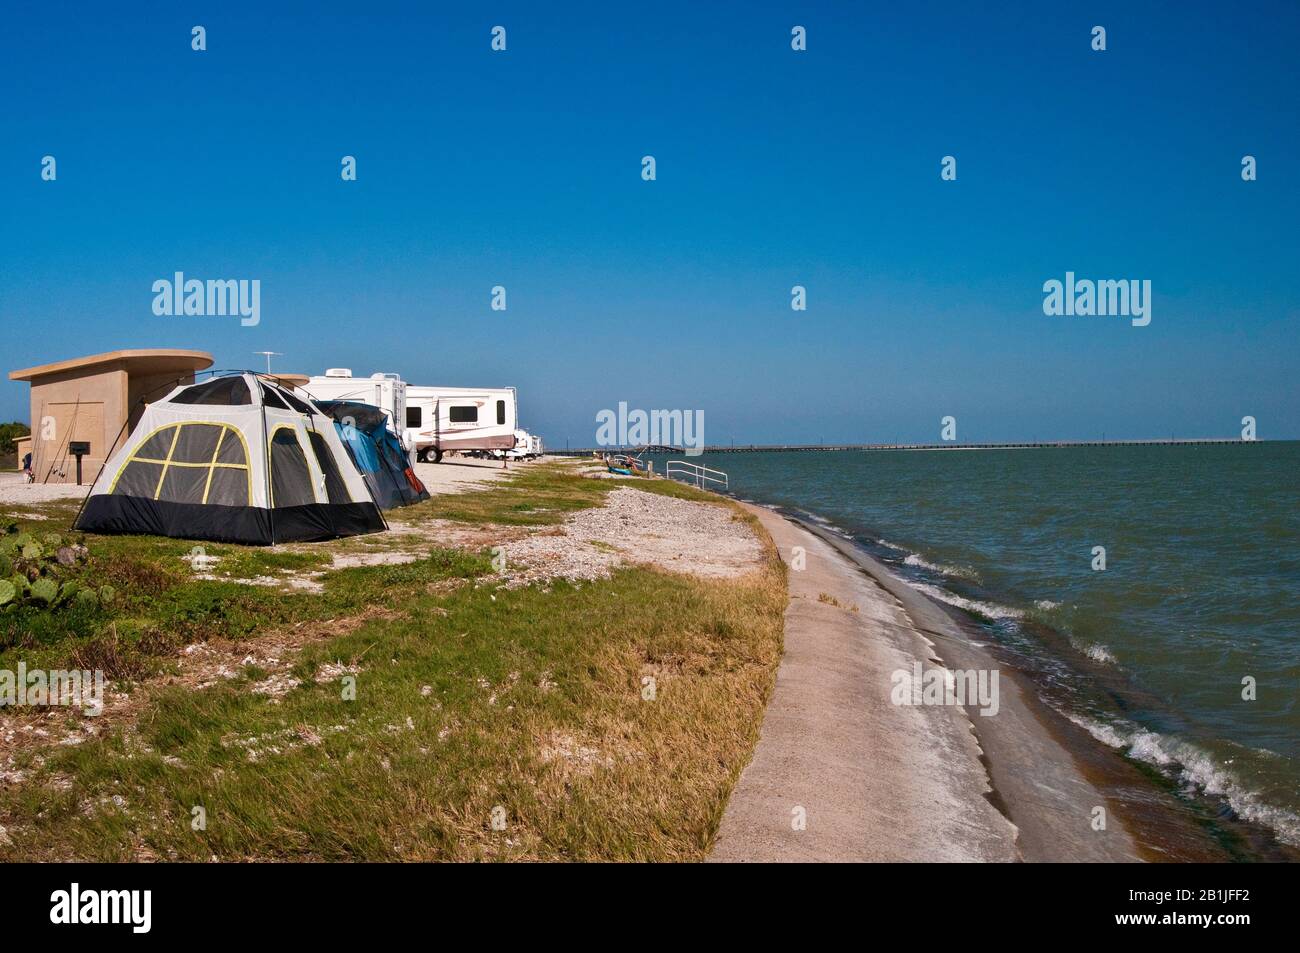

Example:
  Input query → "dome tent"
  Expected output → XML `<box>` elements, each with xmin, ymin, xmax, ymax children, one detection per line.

<box><xmin>74</xmin><ymin>373</ymin><xmax>385</xmax><ymax>544</ymax></box>
<box><xmin>313</xmin><ymin>400</ymin><xmax>430</xmax><ymax>509</ymax></box>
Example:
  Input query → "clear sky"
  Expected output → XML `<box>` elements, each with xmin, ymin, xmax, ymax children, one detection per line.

<box><xmin>3</xmin><ymin>1</ymin><xmax>1297</xmax><ymax>446</ymax></box>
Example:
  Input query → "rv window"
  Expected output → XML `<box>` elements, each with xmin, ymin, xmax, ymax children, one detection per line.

<box><xmin>496</xmin><ymin>400</ymin><xmax>506</xmax><ymax>425</ymax></box>
<box><xmin>449</xmin><ymin>406</ymin><xmax>477</xmax><ymax>423</ymax></box>
<box><xmin>406</xmin><ymin>407</ymin><xmax>422</xmax><ymax>428</ymax></box>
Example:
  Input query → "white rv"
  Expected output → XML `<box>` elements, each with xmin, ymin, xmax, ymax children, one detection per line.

<box><xmin>499</xmin><ymin>429</ymin><xmax>530</xmax><ymax>460</ymax></box>
<box><xmin>499</xmin><ymin>430</ymin><xmax>544</xmax><ymax>460</ymax></box>
<box><xmin>297</xmin><ymin>370</ymin><xmax>408</xmax><ymax>439</ymax></box>
<box><xmin>405</xmin><ymin>386</ymin><xmax>518</xmax><ymax>463</ymax></box>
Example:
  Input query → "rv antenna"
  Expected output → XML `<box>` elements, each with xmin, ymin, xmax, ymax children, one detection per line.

<box><xmin>253</xmin><ymin>351</ymin><xmax>282</xmax><ymax>374</ymax></box>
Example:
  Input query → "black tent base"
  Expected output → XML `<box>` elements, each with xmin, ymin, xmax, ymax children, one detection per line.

<box><xmin>75</xmin><ymin>494</ymin><xmax>385</xmax><ymax>545</ymax></box>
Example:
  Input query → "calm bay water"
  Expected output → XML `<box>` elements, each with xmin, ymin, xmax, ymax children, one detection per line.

<box><xmin>649</xmin><ymin>443</ymin><xmax>1300</xmax><ymax>847</ymax></box>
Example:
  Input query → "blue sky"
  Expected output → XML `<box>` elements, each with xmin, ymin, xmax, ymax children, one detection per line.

<box><xmin>2</xmin><ymin>1</ymin><xmax>1297</xmax><ymax>445</ymax></box>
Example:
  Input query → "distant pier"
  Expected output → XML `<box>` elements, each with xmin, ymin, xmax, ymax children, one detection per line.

<box><xmin>548</xmin><ymin>438</ymin><xmax>1260</xmax><ymax>456</ymax></box>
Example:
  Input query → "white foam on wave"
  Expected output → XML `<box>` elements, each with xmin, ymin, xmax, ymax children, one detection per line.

<box><xmin>908</xmin><ymin>581</ymin><xmax>1025</xmax><ymax>621</ymax></box>
<box><xmin>1065</xmin><ymin>713</ymin><xmax>1300</xmax><ymax>847</ymax></box>
<box><xmin>902</xmin><ymin>553</ymin><xmax>980</xmax><ymax>582</ymax></box>
<box><xmin>1066</xmin><ymin>713</ymin><xmax>1131</xmax><ymax>750</ymax></box>
<box><xmin>902</xmin><ymin>552</ymin><xmax>939</xmax><ymax>570</ymax></box>
<box><xmin>799</xmin><ymin>511</ymin><xmax>853</xmax><ymax>538</ymax></box>
<box><xmin>1077</xmin><ymin>641</ymin><xmax>1117</xmax><ymax>665</ymax></box>
<box><xmin>1034</xmin><ymin>599</ymin><xmax>1061</xmax><ymax>611</ymax></box>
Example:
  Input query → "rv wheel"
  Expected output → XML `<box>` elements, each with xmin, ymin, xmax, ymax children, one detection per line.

<box><xmin>431</xmin><ymin>448</ymin><xmax>443</xmax><ymax>464</ymax></box>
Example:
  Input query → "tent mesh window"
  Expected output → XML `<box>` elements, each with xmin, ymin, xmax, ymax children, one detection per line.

<box><xmin>270</xmin><ymin>428</ymin><xmax>315</xmax><ymax>507</ymax></box>
<box><xmin>112</xmin><ymin>422</ymin><xmax>250</xmax><ymax>505</ymax></box>
<box><xmin>171</xmin><ymin>376</ymin><xmax>252</xmax><ymax>406</ymax></box>
<box><xmin>259</xmin><ymin>383</ymin><xmax>291</xmax><ymax>410</ymax></box>
<box><xmin>307</xmin><ymin>430</ymin><xmax>350</xmax><ymax>504</ymax></box>
<box><xmin>273</xmin><ymin>385</ymin><xmax>317</xmax><ymax>416</ymax></box>
<box><xmin>135</xmin><ymin>427</ymin><xmax>181</xmax><ymax>461</ymax></box>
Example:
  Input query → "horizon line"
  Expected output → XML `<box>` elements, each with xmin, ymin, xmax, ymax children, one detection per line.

<box><xmin>550</xmin><ymin>437</ymin><xmax>1290</xmax><ymax>455</ymax></box>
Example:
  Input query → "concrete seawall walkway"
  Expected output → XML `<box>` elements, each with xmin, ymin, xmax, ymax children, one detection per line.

<box><xmin>710</xmin><ymin>505</ymin><xmax>1142</xmax><ymax>863</ymax></box>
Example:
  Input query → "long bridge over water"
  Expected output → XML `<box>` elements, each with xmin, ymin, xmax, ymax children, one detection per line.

<box><xmin>548</xmin><ymin>438</ymin><xmax>1259</xmax><ymax>456</ymax></box>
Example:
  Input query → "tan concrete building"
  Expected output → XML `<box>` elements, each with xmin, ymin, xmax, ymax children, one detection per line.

<box><xmin>9</xmin><ymin>349</ymin><xmax>214</xmax><ymax>484</ymax></box>
<box><xmin>13</xmin><ymin>435</ymin><xmax>32</xmax><ymax>470</ymax></box>
<box><xmin>267</xmin><ymin>373</ymin><xmax>309</xmax><ymax>390</ymax></box>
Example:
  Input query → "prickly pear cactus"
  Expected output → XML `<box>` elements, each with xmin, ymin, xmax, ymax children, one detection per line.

<box><xmin>30</xmin><ymin>577</ymin><xmax>58</xmax><ymax>604</ymax></box>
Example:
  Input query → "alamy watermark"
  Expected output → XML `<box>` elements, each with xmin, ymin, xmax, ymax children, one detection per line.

<box><xmin>891</xmin><ymin>662</ymin><xmax>999</xmax><ymax>717</ymax></box>
<box><xmin>1</xmin><ymin>663</ymin><xmax>106</xmax><ymax>716</ymax></box>
<box><xmin>595</xmin><ymin>401</ymin><xmax>704</xmax><ymax>456</ymax></box>
<box><xmin>1042</xmin><ymin>272</ymin><xmax>1150</xmax><ymax>327</ymax></box>
<box><xmin>50</xmin><ymin>883</ymin><xmax>151</xmax><ymax>933</ymax></box>
<box><xmin>152</xmin><ymin>272</ymin><xmax>260</xmax><ymax>327</ymax></box>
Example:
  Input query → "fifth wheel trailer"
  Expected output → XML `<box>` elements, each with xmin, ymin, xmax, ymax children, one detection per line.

<box><xmin>496</xmin><ymin>429</ymin><xmax>543</xmax><ymax>460</ymax></box>
<box><xmin>296</xmin><ymin>370</ymin><xmax>408</xmax><ymax>441</ymax></box>
<box><xmin>404</xmin><ymin>386</ymin><xmax>517</xmax><ymax>462</ymax></box>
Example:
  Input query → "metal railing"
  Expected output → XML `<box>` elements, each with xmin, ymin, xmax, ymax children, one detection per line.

<box><xmin>607</xmin><ymin>453</ymin><xmax>645</xmax><ymax>471</ymax></box>
<box><xmin>665</xmin><ymin>460</ymin><xmax>728</xmax><ymax>490</ymax></box>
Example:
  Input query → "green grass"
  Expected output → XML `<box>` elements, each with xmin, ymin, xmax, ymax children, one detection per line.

<box><xmin>2</xmin><ymin>498</ymin><xmax>82</xmax><ymax>525</ymax></box>
<box><xmin>403</xmin><ymin>462</ymin><xmax>611</xmax><ymax>526</ymax></box>
<box><xmin>2</xmin><ymin>556</ymin><xmax>784</xmax><ymax>861</ymax></box>
<box><xmin>2</xmin><ymin>464</ymin><xmax>724</xmax><ymax>675</ymax></box>
<box><xmin>0</xmin><ymin>462</ymin><xmax>786</xmax><ymax>861</ymax></box>
<box><xmin>400</xmin><ymin>461</ymin><xmax>723</xmax><ymax>527</ymax></box>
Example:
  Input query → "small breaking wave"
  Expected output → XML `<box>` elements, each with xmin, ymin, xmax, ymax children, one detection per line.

<box><xmin>1073</xmin><ymin>640</ymin><xmax>1117</xmax><ymax>665</ymax></box>
<box><xmin>902</xmin><ymin>553</ymin><xmax>981</xmax><ymax>582</ymax></box>
<box><xmin>907</xmin><ymin>581</ymin><xmax>1025</xmax><ymax>622</ymax></box>
<box><xmin>1065</xmin><ymin>713</ymin><xmax>1300</xmax><ymax>848</ymax></box>
<box><xmin>797</xmin><ymin>510</ymin><xmax>853</xmax><ymax>538</ymax></box>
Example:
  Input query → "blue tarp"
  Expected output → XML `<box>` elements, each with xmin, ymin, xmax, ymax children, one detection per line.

<box><xmin>313</xmin><ymin>401</ymin><xmax>430</xmax><ymax>510</ymax></box>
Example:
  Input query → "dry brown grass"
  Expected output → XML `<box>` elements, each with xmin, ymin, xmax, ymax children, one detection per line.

<box><xmin>0</xmin><ymin>469</ymin><xmax>788</xmax><ymax>862</ymax></box>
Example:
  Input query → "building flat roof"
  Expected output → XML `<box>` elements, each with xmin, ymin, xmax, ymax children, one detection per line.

<box><xmin>263</xmin><ymin>373</ymin><xmax>310</xmax><ymax>388</ymax></box>
<box><xmin>9</xmin><ymin>349</ymin><xmax>214</xmax><ymax>382</ymax></box>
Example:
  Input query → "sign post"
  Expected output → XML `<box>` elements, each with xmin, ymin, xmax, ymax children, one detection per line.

<box><xmin>68</xmin><ymin>441</ymin><xmax>90</xmax><ymax>486</ymax></box>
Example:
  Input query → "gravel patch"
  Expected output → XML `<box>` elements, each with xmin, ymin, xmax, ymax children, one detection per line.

<box><xmin>330</xmin><ymin>551</ymin><xmax>422</xmax><ymax>569</ymax></box>
<box><xmin>0</xmin><ymin>473</ymin><xmax>89</xmax><ymax>506</ymax></box>
<box><xmin>411</xmin><ymin>457</ymin><xmax>517</xmax><ymax>495</ymax></box>
<box><xmin>499</xmin><ymin>487</ymin><xmax>763</xmax><ymax>587</ymax></box>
